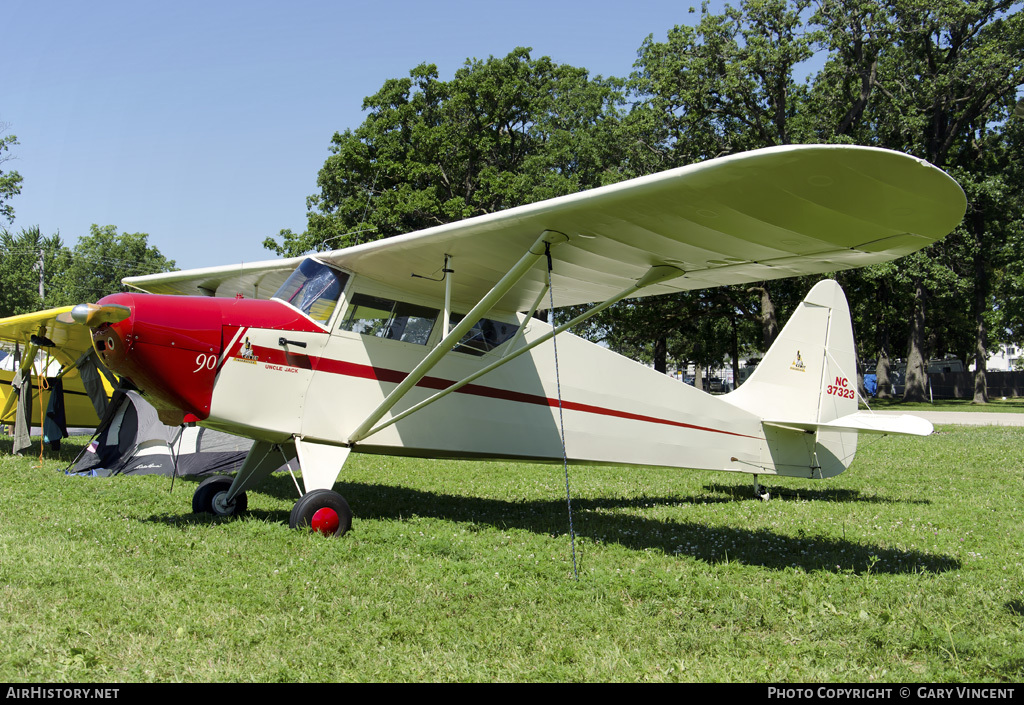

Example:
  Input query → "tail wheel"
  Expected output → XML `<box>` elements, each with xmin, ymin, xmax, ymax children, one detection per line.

<box><xmin>289</xmin><ymin>489</ymin><xmax>352</xmax><ymax>537</ymax></box>
<box><xmin>192</xmin><ymin>475</ymin><xmax>248</xmax><ymax>517</ymax></box>
<box><xmin>752</xmin><ymin>475</ymin><xmax>771</xmax><ymax>502</ymax></box>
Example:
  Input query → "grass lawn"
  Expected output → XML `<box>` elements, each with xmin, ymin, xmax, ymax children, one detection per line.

<box><xmin>862</xmin><ymin>398</ymin><xmax>1024</xmax><ymax>413</ymax></box>
<box><xmin>0</xmin><ymin>426</ymin><xmax>1022</xmax><ymax>683</ymax></box>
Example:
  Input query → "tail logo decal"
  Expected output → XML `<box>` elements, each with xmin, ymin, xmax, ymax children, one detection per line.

<box><xmin>790</xmin><ymin>351</ymin><xmax>806</xmax><ymax>372</ymax></box>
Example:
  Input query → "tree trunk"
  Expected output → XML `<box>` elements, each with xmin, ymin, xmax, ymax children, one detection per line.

<box><xmin>854</xmin><ymin>340</ymin><xmax>866</xmax><ymax>399</ymax></box>
<box><xmin>746</xmin><ymin>284</ymin><xmax>779</xmax><ymax>350</ymax></box>
<box><xmin>694</xmin><ymin>364</ymin><xmax>704</xmax><ymax>392</ymax></box>
<box><xmin>972</xmin><ymin>225</ymin><xmax>990</xmax><ymax>404</ymax></box>
<box><xmin>973</xmin><ymin>321</ymin><xmax>989</xmax><ymax>404</ymax></box>
<box><xmin>903</xmin><ymin>277</ymin><xmax>929</xmax><ymax>403</ymax></box>
<box><xmin>757</xmin><ymin>285</ymin><xmax>779</xmax><ymax>350</ymax></box>
<box><xmin>730</xmin><ymin>315</ymin><xmax>740</xmax><ymax>392</ymax></box>
<box><xmin>973</xmin><ymin>282</ymin><xmax>989</xmax><ymax>404</ymax></box>
<box><xmin>654</xmin><ymin>336</ymin><xmax>667</xmax><ymax>374</ymax></box>
<box><xmin>875</xmin><ymin>323</ymin><xmax>893</xmax><ymax>399</ymax></box>
<box><xmin>874</xmin><ymin>282</ymin><xmax>893</xmax><ymax>399</ymax></box>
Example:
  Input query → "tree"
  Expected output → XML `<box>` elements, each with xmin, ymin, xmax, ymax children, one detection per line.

<box><xmin>265</xmin><ymin>48</ymin><xmax>626</xmax><ymax>257</ymax></box>
<box><xmin>991</xmin><ymin>99</ymin><xmax>1024</xmax><ymax>358</ymax></box>
<box><xmin>811</xmin><ymin>0</ymin><xmax>1024</xmax><ymax>402</ymax></box>
<box><xmin>599</xmin><ymin>0</ymin><xmax>820</xmax><ymax>372</ymax></box>
<box><xmin>270</xmin><ymin>3</ymin><xmax>1024</xmax><ymax>395</ymax></box>
<box><xmin>53</xmin><ymin>225</ymin><xmax>176</xmax><ymax>304</ymax></box>
<box><xmin>588</xmin><ymin>0</ymin><xmax>1023</xmax><ymax>393</ymax></box>
<box><xmin>0</xmin><ymin>227</ymin><xmax>71</xmax><ymax>317</ymax></box>
<box><xmin>0</xmin><ymin>122</ymin><xmax>23</xmax><ymax>225</ymax></box>
<box><xmin>631</xmin><ymin>0</ymin><xmax>817</xmax><ymax>165</ymax></box>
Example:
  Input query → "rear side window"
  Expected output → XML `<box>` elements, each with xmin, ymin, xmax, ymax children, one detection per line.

<box><xmin>340</xmin><ymin>294</ymin><xmax>438</xmax><ymax>345</ymax></box>
<box><xmin>450</xmin><ymin>314</ymin><xmax>520</xmax><ymax>356</ymax></box>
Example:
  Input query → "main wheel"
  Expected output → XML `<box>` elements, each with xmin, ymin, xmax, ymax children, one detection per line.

<box><xmin>289</xmin><ymin>489</ymin><xmax>352</xmax><ymax>537</ymax></box>
<box><xmin>192</xmin><ymin>475</ymin><xmax>248</xmax><ymax>517</ymax></box>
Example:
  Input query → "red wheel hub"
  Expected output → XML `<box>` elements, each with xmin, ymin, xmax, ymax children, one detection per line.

<box><xmin>310</xmin><ymin>507</ymin><xmax>340</xmax><ymax>535</ymax></box>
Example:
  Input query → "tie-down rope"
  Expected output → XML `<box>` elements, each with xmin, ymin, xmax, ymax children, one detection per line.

<box><xmin>545</xmin><ymin>243</ymin><xmax>578</xmax><ymax>581</ymax></box>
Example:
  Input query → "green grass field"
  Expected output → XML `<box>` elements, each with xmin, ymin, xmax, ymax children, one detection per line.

<box><xmin>863</xmin><ymin>398</ymin><xmax>1024</xmax><ymax>413</ymax></box>
<box><xmin>0</xmin><ymin>425</ymin><xmax>1022</xmax><ymax>683</ymax></box>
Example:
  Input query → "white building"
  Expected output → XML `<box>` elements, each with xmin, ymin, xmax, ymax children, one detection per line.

<box><xmin>977</xmin><ymin>344</ymin><xmax>1021</xmax><ymax>372</ymax></box>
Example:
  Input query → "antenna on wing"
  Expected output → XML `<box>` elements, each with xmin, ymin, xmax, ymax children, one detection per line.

<box><xmin>411</xmin><ymin>254</ymin><xmax>454</xmax><ymax>282</ymax></box>
<box><xmin>315</xmin><ymin>169</ymin><xmax>383</xmax><ymax>252</ymax></box>
<box><xmin>316</xmin><ymin>227</ymin><xmax>378</xmax><ymax>253</ymax></box>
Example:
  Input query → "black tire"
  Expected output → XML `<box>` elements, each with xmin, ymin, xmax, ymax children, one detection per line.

<box><xmin>289</xmin><ymin>489</ymin><xmax>352</xmax><ymax>537</ymax></box>
<box><xmin>192</xmin><ymin>475</ymin><xmax>247</xmax><ymax>516</ymax></box>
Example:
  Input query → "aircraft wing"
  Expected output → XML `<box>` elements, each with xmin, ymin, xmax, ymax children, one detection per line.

<box><xmin>124</xmin><ymin>144</ymin><xmax>966</xmax><ymax>313</ymax></box>
<box><xmin>0</xmin><ymin>307</ymin><xmax>97</xmax><ymax>367</ymax></box>
<box><xmin>0</xmin><ymin>307</ymin><xmax>120</xmax><ymax>428</ymax></box>
<box><xmin>121</xmin><ymin>257</ymin><xmax>306</xmax><ymax>302</ymax></box>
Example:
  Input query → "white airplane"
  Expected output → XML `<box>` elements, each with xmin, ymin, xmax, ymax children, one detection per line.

<box><xmin>63</xmin><ymin>145</ymin><xmax>966</xmax><ymax>535</ymax></box>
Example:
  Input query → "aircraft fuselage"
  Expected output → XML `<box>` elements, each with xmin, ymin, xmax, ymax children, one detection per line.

<box><xmin>91</xmin><ymin>287</ymin><xmax>771</xmax><ymax>479</ymax></box>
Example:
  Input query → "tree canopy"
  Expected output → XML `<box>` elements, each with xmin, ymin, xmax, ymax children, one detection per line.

<box><xmin>0</xmin><ymin>225</ymin><xmax>175</xmax><ymax>318</ymax></box>
<box><xmin>0</xmin><ymin>226</ymin><xmax>69</xmax><ymax>318</ymax></box>
<box><xmin>0</xmin><ymin>122</ymin><xmax>23</xmax><ymax>225</ymax></box>
<box><xmin>263</xmin><ymin>48</ymin><xmax>627</xmax><ymax>257</ymax></box>
<box><xmin>3</xmin><ymin>2</ymin><xmax>1021</xmax><ymax>403</ymax></box>
<box><xmin>263</xmin><ymin>2</ymin><xmax>1024</xmax><ymax>401</ymax></box>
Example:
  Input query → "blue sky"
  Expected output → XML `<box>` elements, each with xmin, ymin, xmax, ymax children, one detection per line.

<box><xmin>5</xmin><ymin>0</ymin><xmax>731</xmax><ymax>271</ymax></box>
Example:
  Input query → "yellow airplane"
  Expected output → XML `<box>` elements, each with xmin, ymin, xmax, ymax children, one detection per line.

<box><xmin>0</xmin><ymin>306</ymin><xmax>117</xmax><ymax>432</ymax></box>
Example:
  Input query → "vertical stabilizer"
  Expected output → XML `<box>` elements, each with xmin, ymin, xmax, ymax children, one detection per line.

<box><xmin>724</xmin><ymin>280</ymin><xmax>859</xmax><ymax>477</ymax></box>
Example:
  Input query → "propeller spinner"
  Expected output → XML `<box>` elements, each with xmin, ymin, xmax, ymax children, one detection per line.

<box><xmin>56</xmin><ymin>303</ymin><xmax>132</xmax><ymax>327</ymax></box>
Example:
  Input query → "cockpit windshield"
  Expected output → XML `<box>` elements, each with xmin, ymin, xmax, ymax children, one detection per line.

<box><xmin>272</xmin><ymin>258</ymin><xmax>349</xmax><ymax>324</ymax></box>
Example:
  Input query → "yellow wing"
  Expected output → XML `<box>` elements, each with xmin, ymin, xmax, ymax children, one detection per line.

<box><xmin>0</xmin><ymin>306</ymin><xmax>97</xmax><ymax>365</ymax></box>
<box><xmin>0</xmin><ymin>307</ymin><xmax>114</xmax><ymax>427</ymax></box>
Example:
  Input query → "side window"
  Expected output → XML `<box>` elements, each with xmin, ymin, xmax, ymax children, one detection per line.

<box><xmin>389</xmin><ymin>302</ymin><xmax>438</xmax><ymax>345</ymax></box>
<box><xmin>450</xmin><ymin>314</ymin><xmax>520</xmax><ymax>356</ymax></box>
<box><xmin>340</xmin><ymin>294</ymin><xmax>438</xmax><ymax>345</ymax></box>
<box><xmin>339</xmin><ymin>294</ymin><xmax>392</xmax><ymax>338</ymax></box>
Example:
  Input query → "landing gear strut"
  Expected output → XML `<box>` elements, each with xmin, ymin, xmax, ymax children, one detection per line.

<box><xmin>289</xmin><ymin>489</ymin><xmax>352</xmax><ymax>537</ymax></box>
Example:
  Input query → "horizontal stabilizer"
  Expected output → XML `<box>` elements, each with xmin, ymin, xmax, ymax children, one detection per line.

<box><xmin>764</xmin><ymin>412</ymin><xmax>933</xmax><ymax>437</ymax></box>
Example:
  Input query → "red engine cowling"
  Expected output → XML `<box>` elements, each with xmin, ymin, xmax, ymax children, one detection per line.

<box><xmin>91</xmin><ymin>293</ymin><xmax>225</xmax><ymax>418</ymax></box>
<box><xmin>90</xmin><ymin>292</ymin><xmax>327</xmax><ymax>420</ymax></box>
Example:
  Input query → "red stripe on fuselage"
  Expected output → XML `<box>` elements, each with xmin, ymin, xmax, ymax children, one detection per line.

<box><xmin>235</xmin><ymin>343</ymin><xmax>757</xmax><ymax>440</ymax></box>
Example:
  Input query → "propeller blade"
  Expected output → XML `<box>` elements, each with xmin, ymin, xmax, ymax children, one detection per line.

<box><xmin>68</xmin><ymin>303</ymin><xmax>131</xmax><ymax>327</ymax></box>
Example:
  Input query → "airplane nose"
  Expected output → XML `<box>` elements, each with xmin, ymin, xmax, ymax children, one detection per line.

<box><xmin>80</xmin><ymin>292</ymin><xmax>224</xmax><ymax>420</ymax></box>
<box><xmin>69</xmin><ymin>296</ymin><xmax>136</xmax><ymax>381</ymax></box>
<box><xmin>91</xmin><ymin>315</ymin><xmax>133</xmax><ymax>371</ymax></box>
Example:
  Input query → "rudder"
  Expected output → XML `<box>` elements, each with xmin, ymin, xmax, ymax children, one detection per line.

<box><xmin>724</xmin><ymin>280</ymin><xmax>859</xmax><ymax>477</ymax></box>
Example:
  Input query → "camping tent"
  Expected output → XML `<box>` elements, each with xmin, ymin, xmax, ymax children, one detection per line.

<box><xmin>173</xmin><ymin>424</ymin><xmax>256</xmax><ymax>476</ymax></box>
<box><xmin>67</xmin><ymin>389</ymin><xmax>253</xmax><ymax>477</ymax></box>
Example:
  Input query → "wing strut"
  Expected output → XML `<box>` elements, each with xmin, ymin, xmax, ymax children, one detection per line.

<box><xmin>352</xmin><ymin>262</ymin><xmax>686</xmax><ymax>443</ymax></box>
<box><xmin>0</xmin><ymin>332</ymin><xmax>44</xmax><ymax>421</ymax></box>
<box><xmin>346</xmin><ymin>230</ymin><xmax>569</xmax><ymax>444</ymax></box>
